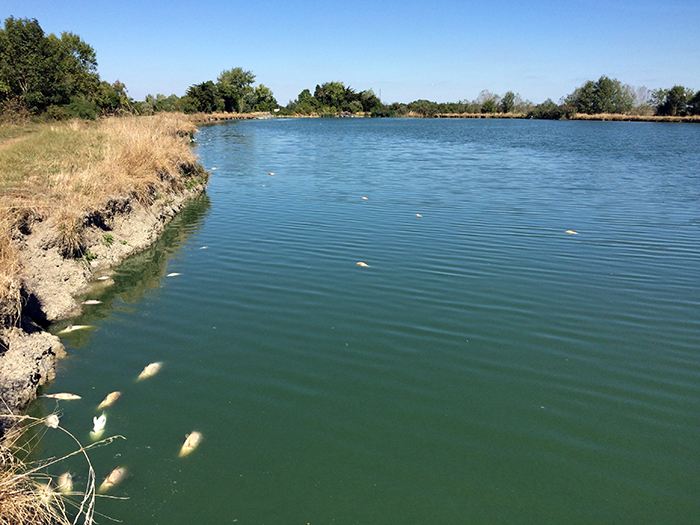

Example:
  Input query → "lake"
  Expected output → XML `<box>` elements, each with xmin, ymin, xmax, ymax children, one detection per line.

<box><xmin>37</xmin><ymin>118</ymin><xmax>700</xmax><ymax>523</ymax></box>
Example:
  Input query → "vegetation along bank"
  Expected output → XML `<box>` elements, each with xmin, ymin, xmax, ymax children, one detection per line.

<box><xmin>0</xmin><ymin>114</ymin><xmax>209</xmax><ymax>434</ymax></box>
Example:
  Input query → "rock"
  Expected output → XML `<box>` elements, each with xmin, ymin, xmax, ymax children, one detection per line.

<box><xmin>0</xmin><ymin>319</ymin><xmax>66</xmax><ymax>435</ymax></box>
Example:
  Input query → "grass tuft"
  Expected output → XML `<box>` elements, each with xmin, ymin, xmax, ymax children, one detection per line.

<box><xmin>0</xmin><ymin>411</ymin><xmax>125</xmax><ymax>524</ymax></box>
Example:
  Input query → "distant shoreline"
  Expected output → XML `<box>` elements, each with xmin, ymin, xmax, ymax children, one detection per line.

<box><xmin>185</xmin><ymin>110</ymin><xmax>700</xmax><ymax>124</ymax></box>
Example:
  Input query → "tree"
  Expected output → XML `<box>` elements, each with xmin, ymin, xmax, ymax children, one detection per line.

<box><xmin>408</xmin><ymin>99</ymin><xmax>438</xmax><ymax>117</ymax></box>
<box><xmin>499</xmin><ymin>91</ymin><xmax>515</xmax><ymax>113</ymax></box>
<box><xmin>690</xmin><ymin>90</ymin><xmax>700</xmax><ymax>116</ymax></box>
<box><xmin>54</xmin><ymin>31</ymin><xmax>99</xmax><ymax>99</ymax></box>
<box><xmin>481</xmin><ymin>99</ymin><xmax>497</xmax><ymax>114</ymax></box>
<box><xmin>217</xmin><ymin>67</ymin><xmax>255</xmax><ymax>112</ymax></box>
<box><xmin>314</xmin><ymin>81</ymin><xmax>349</xmax><ymax>111</ymax></box>
<box><xmin>185</xmin><ymin>81</ymin><xmax>222</xmax><ymax>113</ymax></box>
<box><xmin>0</xmin><ymin>17</ymin><xmax>61</xmax><ymax>112</ymax></box>
<box><xmin>251</xmin><ymin>84</ymin><xmax>277</xmax><ymax>112</ymax></box>
<box><xmin>653</xmin><ymin>85</ymin><xmax>692</xmax><ymax>116</ymax></box>
<box><xmin>566</xmin><ymin>76</ymin><xmax>634</xmax><ymax>115</ymax></box>
<box><xmin>95</xmin><ymin>80</ymin><xmax>131</xmax><ymax>114</ymax></box>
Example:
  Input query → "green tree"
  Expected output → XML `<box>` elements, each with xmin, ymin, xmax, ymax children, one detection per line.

<box><xmin>499</xmin><ymin>91</ymin><xmax>515</xmax><ymax>113</ymax></box>
<box><xmin>566</xmin><ymin>76</ymin><xmax>634</xmax><ymax>114</ymax></box>
<box><xmin>185</xmin><ymin>81</ymin><xmax>222</xmax><ymax>113</ymax></box>
<box><xmin>0</xmin><ymin>17</ymin><xmax>62</xmax><ymax>112</ymax></box>
<box><xmin>217</xmin><ymin>67</ymin><xmax>255</xmax><ymax>112</ymax></box>
<box><xmin>314</xmin><ymin>82</ymin><xmax>349</xmax><ymax>111</ymax></box>
<box><xmin>54</xmin><ymin>31</ymin><xmax>99</xmax><ymax>99</ymax></box>
<box><xmin>251</xmin><ymin>84</ymin><xmax>277</xmax><ymax>112</ymax></box>
<box><xmin>481</xmin><ymin>99</ymin><xmax>497</xmax><ymax>114</ymax></box>
<box><xmin>408</xmin><ymin>99</ymin><xmax>438</xmax><ymax>117</ymax></box>
<box><xmin>653</xmin><ymin>85</ymin><xmax>692</xmax><ymax>116</ymax></box>
<box><xmin>95</xmin><ymin>80</ymin><xmax>131</xmax><ymax>114</ymax></box>
<box><xmin>689</xmin><ymin>90</ymin><xmax>700</xmax><ymax>116</ymax></box>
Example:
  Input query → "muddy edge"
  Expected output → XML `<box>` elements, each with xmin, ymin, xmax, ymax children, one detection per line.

<box><xmin>0</xmin><ymin>182</ymin><xmax>207</xmax><ymax>435</ymax></box>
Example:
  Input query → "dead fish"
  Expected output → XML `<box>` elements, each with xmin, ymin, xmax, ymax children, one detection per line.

<box><xmin>357</xmin><ymin>262</ymin><xmax>370</xmax><ymax>267</ymax></box>
<box><xmin>45</xmin><ymin>414</ymin><xmax>60</xmax><ymax>429</ymax></box>
<box><xmin>137</xmin><ymin>362</ymin><xmax>163</xmax><ymax>380</ymax></box>
<box><xmin>211</xmin><ymin>167</ymin><xmax>219</xmax><ymax>170</ymax></box>
<box><xmin>179</xmin><ymin>431</ymin><xmax>202</xmax><ymax>457</ymax></box>
<box><xmin>57</xmin><ymin>472</ymin><xmax>73</xmax><ymax>493</ymax></box>
<box><xmin>268</xmin><ymin>172</ymin><xmax>275</xmax><ymax>176</ymax></box>
<box><xmin>82</xmin><ymin>299</ymin><xmax>101</xmax><ymax>305</ymax></box>
<box><xmin>98</xmin><ymin>466</ymin><xmax>126</xmax><ymax>493</ymax></box>
<box><xmin>416</xmin><ymin>214</ymin><xmax>422</xmax><ymax>217</ymax></box>
<box><xmin>200</xmin><ymin>246</ymin><xmax>208</xmax><ymax>249</ymax></box>
<box><xmin>42</xmin><ymin>393</ymin><xmax>81</xmax><ymax>400</ymax></box>
<box><xmin>166</xmin><ymin>272</ymin><xmax>180</xmax><ymax>277</ymax></box>
<box><xmin>97</xmin><ymin>276</ymin><xmax>110</xmax><ymax>281</ymax></box>
<box><xmin>566</xmin><ymin>230</ymin><xmax>578</xmax><ymax>235</ymax></box>
<box><xmin>57</xmin><ymin>325</ymin><xmax>92</xmax><ymax>334</ymax></box>
<box><xmin>362</xmin><ymin>196</ymin><xmax>368</xmax><ymax>200</ymax></box>
<box><xmin>97</xmin><ymin>391</ymin><xmax>121</xmax><ymax>410</ymax></box>
<box><xmin>91</xmin><ymin>413</ymin><xmax>106</xmax><ymax>439</ymax></box>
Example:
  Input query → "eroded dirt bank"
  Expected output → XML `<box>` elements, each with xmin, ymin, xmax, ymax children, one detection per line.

<box><xmin>0</xmin><ymin>182</ymin><xmax>207</xmax><ymax>434</ymax></box>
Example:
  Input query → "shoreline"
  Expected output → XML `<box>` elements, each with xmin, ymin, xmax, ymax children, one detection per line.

<box><xmin>0</xmin><ymin>116</ymin><xmax>209</xmax><ymax>436</ymax></box>
<box><xmin>0</xmin><ymin>183</ymin><xmax>207</xmax><ymax>435</ymax></box>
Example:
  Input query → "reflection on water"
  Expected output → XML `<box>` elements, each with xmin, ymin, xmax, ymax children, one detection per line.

<box><xmin>48</xmin><ymin>194</ymin><xmax>211</xmax><ymax>347</ymax></box>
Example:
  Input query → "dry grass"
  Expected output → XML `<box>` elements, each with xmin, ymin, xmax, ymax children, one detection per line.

<box><xmin>0</xmin><ymin>114</ymin><xmax>205</xmax><ymax>323</ymax></box>
<box><xmin>0</xmin><ymin>411</ymin><xmax>125</xmax><ymax>525</ymax></box>
<box><xmin>568</xmin><ymin>113</ymin><xmax>700</xmax><ymax>123</ymax></box>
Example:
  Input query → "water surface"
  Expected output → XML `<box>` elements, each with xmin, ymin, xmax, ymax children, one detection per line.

<box><xmin>40</xmin><ymin>118</ymin><xmax>700</xmax><ymax>523</ymax></box>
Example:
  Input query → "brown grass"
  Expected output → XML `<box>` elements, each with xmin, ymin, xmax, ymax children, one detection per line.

<box><xmin>0</xmin><ymin>411</ymin><xmax>125</xmax><ymax>524</ymax></box>
<box><xmin>0</xmin><ymin>114</ymin><xmax>205</xmax><ymax>323</ymax></box>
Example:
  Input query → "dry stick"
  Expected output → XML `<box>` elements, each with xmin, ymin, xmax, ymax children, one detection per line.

<box><xmin>1</xmin><ymin>413</ymin><xmax>126</xmax><ymax>525</ymax></box>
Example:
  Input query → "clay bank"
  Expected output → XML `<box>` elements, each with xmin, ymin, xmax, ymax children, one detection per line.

<box><xmin>0</xmin><ymin>114</ymin><xmax>209</xmax><ymax>435</ymax></box>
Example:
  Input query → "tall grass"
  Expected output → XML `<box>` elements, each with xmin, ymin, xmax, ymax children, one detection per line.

<box><xmin>0</xmin><ymin>412</ymin><xmax>124</xmax><ymax>524</ymax></box>
<box><xmin>0</xmin><ymin>114</ymin><xmax>205</xmax><ymax>323</ymax></box>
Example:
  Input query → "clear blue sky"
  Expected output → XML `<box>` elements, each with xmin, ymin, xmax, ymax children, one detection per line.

<box><xmin>2</xmin><ymin>0</ymin><xmax>698</xmax><ymax>105</ymax></box>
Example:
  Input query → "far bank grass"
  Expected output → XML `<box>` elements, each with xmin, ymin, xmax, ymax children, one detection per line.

<box><xmin>0</xmin><ymin>114</ymin><xmax>204</xmax><ymax>324</ymax></box>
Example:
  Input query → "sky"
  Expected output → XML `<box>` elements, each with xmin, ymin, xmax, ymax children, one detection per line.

<box><xmin>2</xmin><ymin>0</ymin><xmax>699</xmax><ymax>105</ymax></box>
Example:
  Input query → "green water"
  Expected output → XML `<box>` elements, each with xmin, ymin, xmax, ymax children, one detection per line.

<box><xmin>36</xmin><ymin>118</ymin><xmax>700</xmax><ymax>523</ymax></box>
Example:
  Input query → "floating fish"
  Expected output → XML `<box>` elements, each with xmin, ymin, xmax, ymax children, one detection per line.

<box><xmin>137</xmin><ymin>362</ymin><xmax>163</xmax><ymax>380</ymax></box>
<box><xmin>268</xmin><ymin>172</ymin><xmax>275</xmax><ymax>176</ymax></box>
<box><xmin>166</xmin><ymin>272</ymin><xmax>180</xmax><ymax>277</ymax></box>
<box><xmin>179</xmin><ymin>431</ymin><xmax>202</xmax><ymax>457</ymax></box>
<box><xmin>416</xmin><ymin>214</ymin><xmax>422</xmax><ymax>217</ymax></box>
<box><xmin>45</xmin><ymin>414</ymin><xmax>60</xmax><ymax>429</ymax></box>
<box><xmin>566</xmin><ymin>230</ymin><xmax>578</xmax><ymax>235</ymax></box>
<box><xmin>42</xmin><ymin>393</ymin><xmax>81</xmax><ymax>400</ymax></box>
<box><xmin>357</xmin><ymin>262</ymin><xmax>370</xmax><ymax>267</ymax></box>
<box><xmin>57</xmin><ymin>472</ymin><xmax>73</xmax><ymax>493</ymax></box>
<box><xmin>57</xmin><ymin>325</ymin><xmax>92</xmax><ymax>334</ymax></box>
<box><xmin>97</xmin><ymin>391</ymin><xmax>121</xmax><ymax>410</ymax></box>
<box><xmin>362</xmin><ymin>196</ymin><xmax>368</xmax><ymax>200</ymax></box>
<box><xmin>200</xmin><ymin>246</ymin><xmax>208</xmax><ymax>249</ymax></box>
<box><xmin>211</xmin><ymin>167</ymin><xmax>219</xmax><ymax>170</ymax></box>
<box><xmin>82</xmin><ymin>299</ymin><xmax>101</xmax><ymax>305</ymax></box>
<box><xmin>91</xmin><ymin>413</ymin><xmax>106</xmax><ymax>439</ymax></box>
<box><xmin>98</xmin><ymin>466</ymin><xmax>126</xmax><ymax>493</ymax></box>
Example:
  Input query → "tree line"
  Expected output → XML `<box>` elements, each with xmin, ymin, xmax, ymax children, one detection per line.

<box><xmin>2</xmin><ymin>16</ymin><xmax>698</xmax><ymax>122</ymax></box>
<box><xmin>0</xmin><ymin>16</ymin><xmax>130</xmax><ymax>120</ymax></box>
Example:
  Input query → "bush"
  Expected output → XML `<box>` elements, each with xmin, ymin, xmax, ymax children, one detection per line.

<box><xmin>66</xmin><ymin>97</ymin><xmax>97</xmax><ymax>120</ymax></box>
<box><xmin>44</xmin><ymin>105</ymin><xmax>69</xmax><ymax>121</ymax></box>
<box><xmin>527</xmin><ymin>99</ymin><xmax>575</xmax><ymax>120</ymax></box>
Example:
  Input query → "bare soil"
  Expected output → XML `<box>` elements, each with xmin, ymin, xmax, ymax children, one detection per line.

<box><xmin>0</xmin><ymin>182</ymin><xmax>207</xmax><ymax>433</ymax></box>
